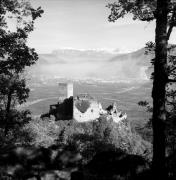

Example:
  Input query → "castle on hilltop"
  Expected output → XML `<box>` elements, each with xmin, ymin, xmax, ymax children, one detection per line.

<box><xmin>47</xmin><ymin>82</ymin><xmax>127</xmax><ymax>122</ymax></box>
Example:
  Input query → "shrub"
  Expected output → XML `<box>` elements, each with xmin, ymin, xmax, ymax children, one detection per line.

<box><xmin>53</xmin><ymin>116</ymin><xmax>152</xmax><ymax>163</ymax></box>
<box><xmin>0</xmin><ymin>110</ymin><xmax>34</xmax><ymax>147</ymax></box>
<box><xmin>21</xmin><ymin>115</ymin><xmax>152</xmax><ymax>163</ymax></box>
<box><xmin>25</xmin><ymin>117</ymin><xmax>60</xmax><ymax>147</ymax></box>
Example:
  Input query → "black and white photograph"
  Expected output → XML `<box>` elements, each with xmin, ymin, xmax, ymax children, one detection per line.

<box><xmin>0</xmin><ymin>0</ymin><xmax>176</xmax><ymax>179</ymax></box>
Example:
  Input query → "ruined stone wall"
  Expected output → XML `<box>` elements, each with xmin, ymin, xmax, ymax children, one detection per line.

<box><xmin>74</xmin><ymin>100</ymin><xmax>102</xmax><ymax>122</ymax></box>
<box><xmin>56</xmin><ymin>83</ymin><xmax>127</xmax><ymax>123</ymax></box>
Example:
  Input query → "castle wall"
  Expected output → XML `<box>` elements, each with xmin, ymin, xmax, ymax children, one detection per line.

<box><xmin>74</xmin><ymin>101</ymin><xmax>101</xmax><ymax>122</ymax></box>
<box><xmin>56</xmin><ymin>82</ymin><xmax>127</xmax><ymax>123</ymax></box>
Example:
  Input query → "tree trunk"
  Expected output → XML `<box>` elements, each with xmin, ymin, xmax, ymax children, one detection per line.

<box><xmin>4</xmin><ymin>90</ymin><xmax>12</xmax><ymax>135</ymax></box>
<box><xmin>152</xmin><ymin>0</ymin><xmax>169</xmax><ymax>178</ymax></box>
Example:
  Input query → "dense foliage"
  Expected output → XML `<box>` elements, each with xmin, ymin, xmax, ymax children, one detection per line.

<box><xmin>107</xmin><ymin>0</ymin><xmax>176</xmax><ymax>178</ymax></box>
<box><xmin>0</xmin><ymin>116</ymin><xmax>151</xmax><ymax>179</ymax></box>
<box><xmin>0</xmin><ymin>0</ymin><xmax>43</xmax><ymax>135</ymax></box>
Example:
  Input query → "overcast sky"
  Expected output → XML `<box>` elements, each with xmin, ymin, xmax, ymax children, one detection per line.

<box><xmin>28</xmin><ymin>0</ymin><xmax>176</xmax><ymax>54</ymax></box>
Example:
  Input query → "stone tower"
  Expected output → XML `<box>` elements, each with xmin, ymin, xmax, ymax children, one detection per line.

<box><xmin>67</xmin><ymin>83</ymin><xmax>73</xmax><ymax>98</ymax></box>
<box><xmin>58</xmin><ymin>82</ymin><xmax>73</xmax><ymax>99</ymax></box>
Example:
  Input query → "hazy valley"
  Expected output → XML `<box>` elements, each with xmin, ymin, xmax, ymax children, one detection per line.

<box><xmin>24</xmin><ymin>48</ymin><xmax>153</xmax><ymax>129</ymax></box>
<box><xmin>27</xmin><ymin>48</ymin><xmax>153</xmax><ymax>82</ymax></box>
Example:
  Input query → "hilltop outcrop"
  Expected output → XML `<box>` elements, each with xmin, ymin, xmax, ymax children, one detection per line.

<box><xmin>43</xmin><ymin>94</ymin><xmax>127</xmax><ymax>123</ymax></box>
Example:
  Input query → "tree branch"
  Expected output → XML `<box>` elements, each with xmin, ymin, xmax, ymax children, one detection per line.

<box><xmin>167</xmin><ymin>24</ymin><xmax>174</xmax><ymax>40</ymax></box>
<box><xmin>168</xmin><ymin>66</ymin><xmax>176</xmax><ymax>74</ymax></box>
<box><xmin>167</xmin><ymin>78</ymin><xmax>176</xmax><ymax>83</ymax></box>
<box><xmin>167</xmin><ymin>6</ymin><xmax>176</xmax><ymax>40</ymax></box>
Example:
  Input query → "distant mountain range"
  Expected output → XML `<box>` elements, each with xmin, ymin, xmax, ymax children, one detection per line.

<box><xmin>27</xmin><ymin>48</ymin><xmax>153</xmax><ymax>85</ymax></box>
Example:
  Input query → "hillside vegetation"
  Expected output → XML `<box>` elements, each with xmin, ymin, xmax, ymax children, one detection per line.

<box><xmin>0</xmin><ymin>115</ymin><xmax>152</xmax><ymax>180</ymax></box>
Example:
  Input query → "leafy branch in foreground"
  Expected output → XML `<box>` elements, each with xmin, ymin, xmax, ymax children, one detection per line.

<box><xmin>107</xmin><ymin>0</ymin><xmax>176</xmax><ymax>178</ymax></box>
<box><xmin>0</xmin><ymin>0</ymin><xmax>43</xmax><ymax>135</ymax></box>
